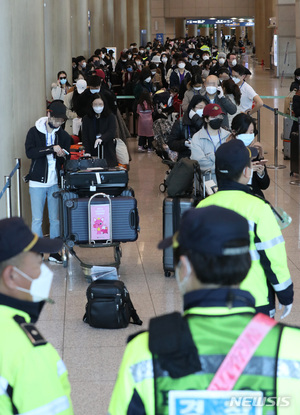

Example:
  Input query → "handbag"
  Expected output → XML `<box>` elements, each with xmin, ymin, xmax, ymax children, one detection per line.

<box><xmin>65</xmin><ymin>156</ymin><xmax>107</xmax><ymax>172</ymax></box>
<box><xmin>83</xmin><ymin>279</ymin><xmax>142</xmax><ymax>329</ymax></box>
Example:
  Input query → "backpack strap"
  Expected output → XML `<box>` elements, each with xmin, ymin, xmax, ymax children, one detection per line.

<box><xmin>208</xmin><ymin>313</ymin><xmax>277</xmax><ymax>391</ymax></box>
<box><xmin>128</xmin><ymin>297</ymin><xmax>143</xmax><ymax>326</ymax></box>
<box><xmin>149</xmin><ymin>312</ymin><xmax>201</xmax><ymax>378</ymax></box>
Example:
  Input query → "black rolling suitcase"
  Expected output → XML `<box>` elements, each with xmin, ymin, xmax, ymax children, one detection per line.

<box><xmin>162</xmin><ymin>197</ymin><xmax>195</xmax><ymax>277</ymax></box>
<box><xmin>64</xmin><ymin>195</ymin><xmax>139</xmax><ymax>245</ymax></box>
<box><xmin>290</xmin><ymin>132</ymin><xmax>300</xmax><ymax>175</ymax></box>
<box><xmin>64</xmin><ymin>168</ymin><xmax>129</xmax><ymax>196</ymax></box>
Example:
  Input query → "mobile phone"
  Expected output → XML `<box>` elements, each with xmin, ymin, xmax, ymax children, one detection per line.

<box><xmin>62</xmin><ymin>149</ymin><xmax>69</xmax><ymax>155</ymax></box>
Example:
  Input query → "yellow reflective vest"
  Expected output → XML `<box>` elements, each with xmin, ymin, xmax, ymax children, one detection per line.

<box><xmin>0</xmin><ymin>304</ymin><xmax>74</xmax><ymax>414</ymax></box>
<box><xmin>108</xmin><ymin>293</ymin><xmax>300</xmax><ymax>415</ymax></box>
<box><xmin>197</xmin><ymin>189</ymin><xmax>293</xmax><ymax>309</ymax></box>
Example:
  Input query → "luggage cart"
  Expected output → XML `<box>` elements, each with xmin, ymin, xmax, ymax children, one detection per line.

<box><xmin>57</xmin><ymin>191</ymin><xmax>122</xmax><ymax>276</ymax></box>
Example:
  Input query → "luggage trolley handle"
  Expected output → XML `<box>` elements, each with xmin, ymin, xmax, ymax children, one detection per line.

<box><xmin>88</xmin><ymin>193</ymin><xmax>112</xmax><ymax>245</ymax></box>
<box><xmin>97</xmin><ymin>141</ymin><xmax>104</xmax><ymax>159</ymax></box>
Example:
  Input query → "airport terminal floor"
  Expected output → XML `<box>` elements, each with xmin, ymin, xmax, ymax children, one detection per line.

<box><xmin>37</xmin><ymin>57</ymin><xmax>300</xmax><ymax>415</ymax></box>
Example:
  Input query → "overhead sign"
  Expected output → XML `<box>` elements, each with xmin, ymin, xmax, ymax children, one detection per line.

<box><xmin>187</xmin><ymin>19</ymin><xmax>254</xmax><ymax>27</ymax></box>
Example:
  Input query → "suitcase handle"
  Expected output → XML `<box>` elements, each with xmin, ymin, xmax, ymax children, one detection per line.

<box><xmin>130</xmin><ymin>210</ymin><xmax>138</xmax><ymax>229</ymax></box>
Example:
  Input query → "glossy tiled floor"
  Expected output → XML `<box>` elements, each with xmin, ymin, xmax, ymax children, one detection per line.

<box><xmin>37</xmin><ymin>58</ymin><xmax>300</xmax><ymax>415</ymax></box>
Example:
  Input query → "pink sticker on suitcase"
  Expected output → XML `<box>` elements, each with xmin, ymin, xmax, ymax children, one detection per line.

<box><xmin>90</xmin><ymin>204</ymin><xmax>111</xmax><ymax>240</ymax></box>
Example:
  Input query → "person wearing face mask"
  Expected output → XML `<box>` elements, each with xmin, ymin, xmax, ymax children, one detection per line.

<box><xmin>82</xmin><ymin>93</ymin><xmax>117</xmax><ymax>166</ymax></box>
<box><xmin>226</xmin><ymin>52</ymin><xmax>237</xmax><ymax>75</ymax></box>
<box><xmin>221</xmin><ymin>78</ymin><xmax>241</xmax><ymax>128</ymax></box>
<box><xmin>51</xmin><ymin>71</ymin><xmax>71</xmax><ymax>101</ymax></box>
<box><xmin>190</xmin><ymin>103</ymin><xmax>230</xmax><ymax>181</ymax></box>
<box><xmin>228</xmin><ymin>113</ymin><xmax>270</xmax><ymax>198</ymax></box>
<box><xmin>25</xmin><ymin>101</ymin><xmax>71</xmax><ymax>264</ymax></box>
<box><xmin>289</xmin><ymin>67</ymin><xmax>300</xmax><ymax>92</ymax></box>
<box><xmin>169</xmin><ymin>57</ymin><xmax>191</xmax><ymax>91</ymax></box>
<box><xmin>198</xmin><ymin>139</ymin><xmax>293</xmax><ymax>318</ymax></box>
<box><xmin>109</xmin><ymin>204</ymin><xmax>298</xmax><ymax>415</ymax></box>
<box><xmin>201</xmin><ymin>75</ymin><xmax>237</xmax><ymax>128</ymax></box>
<box><xmin>0</xmin><ymin>217</ymin><xmax>74</xmax><ymax>414</ymax></box>
<box><xmin>209</xmin><ymin>52</ymin><xmax>228</xmax><ymax>76</ymax></box>
<box><xmin>182</xmin><ymin>73</ymin><xmax>203</xmax><ymax>113</ymax></box>
<box><xmin>158</xmin><ymin>53</ymin><xmax>171</xmax><ymax>88</ymax></box>
<box><xmin>63</xmin><ymin>78</ymin><xmax>87</xmax><ymax>135</ymax></box>
<box><xmin>231</xmin><ymin>64</ymin><xmax>263</xmax><ymax>115</ymax></box>
<box><xmin>168</xmin><ymin>95</ymin><xmax>208</xmax><ymax>160</ymax></box>
<box><xmin>72</xmin><ymin>55</ymin><xmax>87</xmax><ymax>81</ymax></box>
<box><xmin>133</xmin><ymin>67</ymin><xmax>154</xmax><ymax>103</ymax></box>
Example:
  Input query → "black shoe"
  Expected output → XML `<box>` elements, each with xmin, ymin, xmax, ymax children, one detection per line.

<box><xmin>48</xmin><ymin>253</ymin><xmax>62</xmax><ymax>264</ymax></box>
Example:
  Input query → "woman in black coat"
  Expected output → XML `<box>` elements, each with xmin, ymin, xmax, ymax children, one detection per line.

<box><xmin>82</xmin><ymin>93</ymin><xmax>117</xmax><ymax>167</ymax></box>
<box><xmin>167</xmin><ymin>95</ymin><xmax>209</xmax><ymax>160</ymax></box>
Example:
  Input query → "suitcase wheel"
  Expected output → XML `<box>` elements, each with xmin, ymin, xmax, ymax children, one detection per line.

<box><xmin>62</xmin><ymin>247</ymin><xmax>68</xmax><ymax>268</ymax></box>
<box><xmin>65</xmin><ymin>200</ymin><xmax>75</xmax><ymax>208</ymax></box>
<box><xmin>164</xmin><ymin>271</ymin><xmax>172</xmax><ymax>278</ymax></box>
<box><xmin>159</xmin><ymin>182</ymin><xmax>166</xmax><ymax>193</ymax></box>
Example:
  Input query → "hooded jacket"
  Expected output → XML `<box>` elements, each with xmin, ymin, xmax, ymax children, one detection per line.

<box><xmin>25</xmin><ymin>117</ymin><xmax>71</xmax><ymax>184</ymax></box>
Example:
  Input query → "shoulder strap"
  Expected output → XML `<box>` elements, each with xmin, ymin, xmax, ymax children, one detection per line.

<box><xmin>13</xmin><ymin>315</ymin><xmax>47</xmax><ymax>347</ymax></box>
<box><xmin>149</xmin><ymin>312</ymin><xmax>201</xmax><ymax>378</ymax></box>
<box><xmin>208</xmin><ymin>313</ymin><xmax>277</xmax><ymax>391</ymax></box>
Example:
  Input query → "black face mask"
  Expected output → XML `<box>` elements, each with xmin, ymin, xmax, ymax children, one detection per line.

<box><xmin>209</xmin><ymin>118</ymin><xmax>223</xmax><ymax>130</ymax></box>
<box><xmin>48</xmin><ymin>121</ymin><xmax>57</xmax><ymax>129</ymax></box>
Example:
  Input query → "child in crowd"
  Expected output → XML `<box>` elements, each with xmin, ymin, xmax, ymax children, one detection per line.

<box><xmin>136</xmin><ymin>91</ymin><xmax>154</xmax><ymax>152</ymax></box>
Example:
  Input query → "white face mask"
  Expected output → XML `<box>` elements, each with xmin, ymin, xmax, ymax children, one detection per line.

<box><xmin>232</xmin><ymin>76</ymin><xmax>241</xmax><ymax>84</ymax></box>
<box><xmin>162</xmin><ymin>57</ymin><xmax>168</xmax><ymax>63</ymax></box>
<box><xmin>297</xmin><ymin>76</ymin><xmax>300</xmax><ymax>81</ymax></box>
<box><xmin>151</xmin><ymin>71</ymin><xmax>156</xmax><ymax>75</ymax></box>
<box><xmin>193</xmin><ymin>86</ymin><xmax>201</xmax><ymax>91</ymax></box>
<box><xmin>14</xmin><ymin>264</ymin><xmax>53</xmax><ymax>303</ymax></box>
<box><xmin>81</xmin><ymin>62</ymin><xmax>86</xmax><ymax>68</ymax></box>
<box><xmin>175</xmin><ymin>260</ymin><xmax>191</xmax><ymax>295</ymax></box>
<box><xmin>136</xmin><ymin>61</ymin><xmax>141</xmax><ymax>65</ymax></box>
<box><xmin>93</xmin><ymin>105</ymin><xmax>104</xmax><ymax>114</ymax></box>
<box><xmin>90</xmin><ymin>88</ymin><xmax>100</xmax><ymax>94</ymax></box>
<box><xmin>144</xmin><ymin>76</ymin><xmax>151</xmax><ymax>83</ymax></box>
<box><xmin>195</xmin><ymin>108</ymin><xmax>204</xmax><ymax>117</ymax></box>
<box><xmin>219</xmin><ymin>58</ymin><xmax>225</xmax><ymax>65</ymax></box>
<box><xmin>206</xmin><ymin>86</ymin><xmax>217</xmax><ymax>95</ymax></box>
<box><xmin>178</xmin><ymin>62</ymin><xmax>185</xmax><ymax>69</ymax></box>
<box><xmin>231</xmin><ymin>59</ymin><xmax>237</xmax><ymax>67</ymax></box>
<box><xmin>202</xmin><ymin>55</ymin><xmax>209</xmax><ymax>61</ymax></box>
<box><xmin>237</xmin><ymin>133</ymin><xmax>255</xmax><ymax>146</ymax></box>
<box><xmin>128</xmin><ymin>54</ymin><xmax>132</xmax><ymax>59</ymax></box>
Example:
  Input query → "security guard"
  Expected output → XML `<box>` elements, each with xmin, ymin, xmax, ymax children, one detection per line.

<box><xmin>0</xmin><ymin>217</ymin><xmax>74</xmax><ymax>414</ymax></box>
<box><xmin>198</xmin><ymin>139</ymin><xmax>293</xmax><ymax>318</ymax></box>
<box><xmin>108</xmin><ymin>206</ymin><xmax>300</xmax><ymax>415</ymax></box>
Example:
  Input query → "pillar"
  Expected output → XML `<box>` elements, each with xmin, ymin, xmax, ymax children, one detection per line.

<box><xmin>297</xmin><ymin>0</ymin><xmax>300</xmax><ymax>67</ymax></box>
<box><xmin>187</xmin><ymin>24</ymin><xmax>197</xmax><ymax>37</ymax></box>
<box><xmin>44</xmin><ymin>0</ymin><xmax>72</xmax><ymax>101</ymax></box>
<box><xmin>0</xmin><ymin>0</ymin><xmax>46</xmax><ymax>221</ymax></box>
<box><xmin>114</xmin><ymin>0</ymin><xmax>127</xmax><ymax>56</ymax></box>
<box><xmin>127</xmin><ymin>0</ymin><xmax>140</xmax><ymax>47</ymax></box>
<box><xmin>89</xmin><ymin>0</ymin><xmax>104</xmax><ymax>54</ymax></box>
<box><xmin>139</xmin><ymin>0</ymin><xmax>151</xmax><ymax>44</ymax></box>
<box><xmin>175</xmin><ymin>18</ymin><xmax>185</xmax><ymax>38</ymax></box>
<box><xmin>217</xmin><ymin>25</ymin><xmax>222</xmax><ymax>49</ymax></box>
<box><xmin>255</xmin><ymin>0</ymin><xmax>267</xmax><ymax>62</ymax></box>
<box><xmin>71</xmin><ymin>0</ymin><xmax>89</xmax><ymax>58</ymax></box>
<box><xmin>103</xmin><ymin>0</ymin><xmax>114</xmax><ymax>47</ymax></box>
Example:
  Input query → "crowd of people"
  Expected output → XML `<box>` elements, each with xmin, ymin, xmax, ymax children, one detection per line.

<box><xmin>1</xmin><ymin>34</ymin><xmax>299</xmax><ymax>415</ymax></box>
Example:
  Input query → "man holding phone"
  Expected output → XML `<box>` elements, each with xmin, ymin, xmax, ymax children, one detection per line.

<box><xmin>25</xmin><ymin>100</ymin><xmax>71</xmax><ymax>264</ymax></box>
<box><xmin>201</xmin><ymin>75</ymin><xmax>237</xmax><ymax>128</ymax></box>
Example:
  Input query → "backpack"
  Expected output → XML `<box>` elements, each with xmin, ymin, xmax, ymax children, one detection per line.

<box><xmin>83</xmin><ymin>279</ymin><xmax>142</xmax><ymax>329</ymax></box>
<box><xmin>165</xmin><ymin>158</ymin><xmax>199</xmax><ymax>197</ymax></box>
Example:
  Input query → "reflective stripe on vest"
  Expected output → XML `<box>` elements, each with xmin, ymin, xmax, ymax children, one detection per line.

<box><xmin>57</xmin><ymin>359</ymin><xmax>67</xmax><ymax>377</ymax></box>
<box><xmin>272</xmin><ymin>278</ymin><xmax>293</xmax><ymax>292</ymax></box>
<box><xmin>18</xmin><ymin>396</ymin><xmax>70</xmax><ymax>415</ymax></box>
<box><xmin>0</xmin><ymin>376</ymin><xmax>9</xmax><ymax>396</ymax></box>
<box><xmin>255</xmin><ymin>235</ymin><xmax>284</xmax><ymax>251</ymax></box>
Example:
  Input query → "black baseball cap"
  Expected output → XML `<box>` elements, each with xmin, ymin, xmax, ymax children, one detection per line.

<box><xmin>47</xmin><ymin>100</ymin><xmax>68</xmax><ymax>120</ymax></box>
<box><xmin>0</xmin><ymin>217</ymin><xmax>63</xmax><ymax>262</ymax></box>
<box><xmin>158</xmin><ymin>206</ymin><xmax>249</xmax><ymax>256</ymax></box>
<box><xmin>216</xmin><ymin>139</ymin><xmax>258</xmax><ymax>180</ymax></box>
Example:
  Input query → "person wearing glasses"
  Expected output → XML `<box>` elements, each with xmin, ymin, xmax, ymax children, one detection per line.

<box><xmin>51</xmin><ymin>71</ymin><xmax>72</xmax><ymax>101</ymax></box>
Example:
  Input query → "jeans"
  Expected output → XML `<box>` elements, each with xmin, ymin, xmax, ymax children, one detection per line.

<box><xmin>29</xmin><ymin>184</ymin><xmax>60</xmax><ymax>239</ymax></box>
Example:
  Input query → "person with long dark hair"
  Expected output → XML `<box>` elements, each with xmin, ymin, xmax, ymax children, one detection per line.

<box><xmin>51</xmin><ymin>71</ymin><xmax>72</xmax><ymax>101</ymax></box>
<box><xmin>221</xmin><ymin>78</ymin><xmax>241</xmax><ymax>128</ymax></box>
<box><xmin>82</xmin><ymin>93</ymin><xmax>117</xmax><ymax>167</ymax></box>
<box><xmin>136</xmin><ymin>91</ymin><xmax>154</xmax><ymax>152</ymax></box>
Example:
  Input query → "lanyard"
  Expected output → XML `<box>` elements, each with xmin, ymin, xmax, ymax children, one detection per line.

<box><xmin>188</xmin><ymin>126</ymin><xmax>191</xmax><ymax>138</ymax></box>
<box><xmin>45</xmin><ymin>122</ymin><xmax>55</xmax><ymax>146</ymax></box>
<box><xmin>239</xmin><ymin>81</ymin><xmax>245</xmax><ymax>90</ymax></box>
<box><xmin>206</xmin><ymin>129</ymin><xmax>221</xmax><ymax>152</ymax></box>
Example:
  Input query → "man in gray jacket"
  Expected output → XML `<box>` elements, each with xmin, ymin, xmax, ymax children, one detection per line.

<box><xmin>201</xmin><ymin>75</ymin><xmax>236</xmax><ymax>128</ymax></box>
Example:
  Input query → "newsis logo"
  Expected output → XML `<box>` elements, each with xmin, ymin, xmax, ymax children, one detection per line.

<box><xmin>229</xmin><ymin>396</ymin><xmax>291</xmax><ymax>407</ymax></box>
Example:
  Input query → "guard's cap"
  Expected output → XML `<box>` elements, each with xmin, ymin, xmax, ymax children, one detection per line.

<box><xmin>0</xmin><ymin>217</ymin><xmax>63</xmax><ymax>262</ymax></box>
<box><xmin>216</xmin><ymin>139</ymin><xmax>258</xmax><ymax>179</ymax></box>
<box><xmin>158</xmin><ymin>206</ymin><xmax>249</xmax><ymax>256</ymax></box>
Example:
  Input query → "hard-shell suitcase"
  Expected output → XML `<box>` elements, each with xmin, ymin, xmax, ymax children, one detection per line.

<box><xmin>282</xmin><ymin>117</ymin><xmax>293</xmax><ymax>160</ymax></box>
<box><xmin>162</xmin><ymin>197</ymin><xmax>194</xmax><ymax>277</ymax></box>
<box><xmin>65</xmin><ymin>196</ymin><xmax>139</xmax><ymax>245</ymax></box>
<box><xmin>290</xmin><ymin>132</ymin><xmax>300</xmax><ymax>175</ymax></box>
<box><xmin>64</xmin><ymin>168</ymin><xmax>129</xmax><ymax>196</ymax></box>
